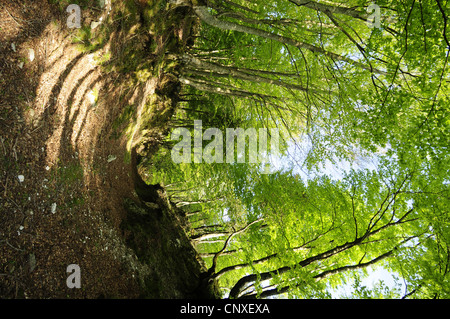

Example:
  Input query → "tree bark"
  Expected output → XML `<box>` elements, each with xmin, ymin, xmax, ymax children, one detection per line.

<box><xmin>179</xmin><ymin>76</ymin><xmax>287</xmax><ymax>100</ymax></box>
<box><xmin>191</xmin><ymin>231</ymin><xmax>230</xmax><ymax>242</ymax></box>
<box><xmin>200</xmin><ymin>248</ymin><xmax>242</xmax><ymax>258</ymax></box>
<box><xmin>213</xmin><ymin>244</ymin><xmax>310</xmax><ymax>279</ymax></box>
<box><xmin>239</xmin><ymin>247</ymin><xmax>397</xmax><ymax>299</ymax></box>
<box><xmin>181</xmin><ymin>54</ymin><xmax>328</xmax><ymax>94</ymax></box>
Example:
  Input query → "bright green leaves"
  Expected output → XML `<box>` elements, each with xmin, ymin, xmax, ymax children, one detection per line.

<box><xmin>142</xmin><ymin>0</ymin><xmax>450</xmax><ymax>298</ymax></box>
<box><xmin>345</xmin><ymin>272</ymin><xmax>403</xmax><ymax>299</ymax></box>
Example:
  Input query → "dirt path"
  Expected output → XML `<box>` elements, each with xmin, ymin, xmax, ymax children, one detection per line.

<box><xmin>0</xmin><ymin>0</ymin><xmax>153</xmax><ymax>298</ymax></box>
<box><xmin>1</xmin><ymin>0</ymin><xmax>213</xmax><ymax>299</ymax></box>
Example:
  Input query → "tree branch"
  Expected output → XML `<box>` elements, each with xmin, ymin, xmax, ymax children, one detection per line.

<box><xmin>229</xmin><ymin>208</ymin><xmax>417</xmax><ymax>298</ymax></box>
<box><xmin>208</xmin><ymin>218</ymin><xmax>265</xmax><ymax>275</ymax></box>
<box><xmin>287</xmin><ymin>0</ymin><xmax>369</xmax><ymax>21</ymax></box>
<box><xmin>193</xmin><ymin>5</ymin><xmax>386</xmax><ymax>74</ymax></box>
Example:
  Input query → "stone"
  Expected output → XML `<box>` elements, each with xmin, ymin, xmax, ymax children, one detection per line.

<box><xmin>107</xmin><ymin>155</ymin><xmax>117</xmax><ymax>163</ymax></box>
<box><xmin>51</xmin><ymin>203</ymin><xmax>57</xmax><ymax>214</ymax></box>
<box><xmin>28</xmin><ymin>254</ymin><xmax>36</xmax><ymax>273</ymax></box>
<box><xmin>28</xmin><ymin>48</ymin><xmax>35</xmax><ymax>62</ymax></box>
<box><xmin>90</xmin><ymin>21</ymin><xmax>101</xmax><ymax>29</ymax></box>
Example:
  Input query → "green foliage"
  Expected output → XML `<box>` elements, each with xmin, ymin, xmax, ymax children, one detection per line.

<box><xmin>49</xmin><ymin>0</ymin><xmax>93</xmax><ymax>11</ymax></box>
<box><xmin>141</xmin><ymin>0</ymin><xmax>450</xmax><ymax>299</ymax></box>
<box><xmin>346</xmin><ymin>272</ymin><xmax>403</xmax><ymax>299</ymax></box>
<box><xmin>53</xmin><ymin>162</ymin><xmax>84</xmax><ymax>186</ymax></box>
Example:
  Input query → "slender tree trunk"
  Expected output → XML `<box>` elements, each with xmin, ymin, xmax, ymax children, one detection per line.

<box><xmin>191</xmin><ymin>231</ymin><xmax>230</xmax><ymax>242</ymax></box>
<box><xmin>179</xmin><ymin>76</ymin><xmax>275</xmax><ymax>99</ymax></box>
<box><xmin>200</xmin><ymin>248</ymin><xmax>242</xmax><ymax>258</ymax></box>
<box><xmin>213</xmin><ymin>244</ymin><xmax>309</xmax><ymax>279</ymax></box>
<box><xmin>287</xmin><ymin>0</ymin><xmax>369</xmax><ymax>21</ymax></box>
<box><xmin>228</xmin><ymin>208</ymin><xmax>414</xmax><ymax>298</ymax></box>
<box><xmin>206</xmin><ymin>219</ymin><xmax>265</xmax><ymax>277</ymax></box>
<box><xmin>239</xmin><ymin>248</ymin><xmax>396</xmax><ymax>299</ymax></box>
<box><xmin>192</xmin><ymin>5</ymin><xmax>385</xmax><ymax>75</ymax></box>
<box><xmin>182</xmin><ymin>54</ymin><xmax>324</xmax><ymax>93</ymax></box>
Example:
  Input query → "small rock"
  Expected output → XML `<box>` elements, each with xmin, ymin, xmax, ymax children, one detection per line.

<box><xmin>11</xmin><ymin>43</ymin><xmax>16</xmax><ymax>52</ymax></box>
<box><xmin>28</xmin><ymin>48</ymin><xmax>35</xmax><ymax>62</ymax></box>
<box><xmin>90</xmin><ymin>21</ymin><xmax>101</xmax><ymax>29</ymax></box>
<box><xmin>18</xmin><ymin>61</ymin><xmax>24</xmax><ymax>69</ymax></box>
<box><xmin>87</xmin><ymin>53</ymin><xmax>95</xmax><ymax>64</ymax></box>
<box><xmin>107</xmin><ymin>155</ymin><xmax>117</xmax><ymax>163</ymax></box>
<box><xmin>45</xmin><ymin>166</ymin><xmax>50</xmax><ymax>171</ymax></box>
<box><xmin>87</xmin><ymin>90</ymin><xmax>97</xmax><ymax>105</ymax></box>
<box><xmin>28</xmin><ymin>254</ymin><xmax>36</xmax><ymax>273</ymax></box>
<box><xmin>18</xmin><ymin>175</ymin><xmax>24</xmax><ymax>182</ymax></box>
<box><xmin>51</xmin><ymin>203</ymin><xmax>57</xmax><ymax>214</ymax></box>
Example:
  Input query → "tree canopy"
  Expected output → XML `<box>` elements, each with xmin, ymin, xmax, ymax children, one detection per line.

<box><xmin>146</xmin><ymin>0</ymin><xmax>450</xmax><ymax>298</ymax></box>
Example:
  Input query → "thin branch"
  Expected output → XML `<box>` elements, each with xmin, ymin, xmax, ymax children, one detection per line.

<box><xmin>207</xmin><ymin>218</ymin><xmax>264</xmax><ymax>275</ymax></box>
<box><xmin>193</xmin><ymin>5</ymin><xmax>386</xmax><ymax>74</ymax></box>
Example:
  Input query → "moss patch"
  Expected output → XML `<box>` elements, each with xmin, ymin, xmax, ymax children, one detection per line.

<box><xmin>121</xmin><ymin>196</ymin><xmax>218</xmax><ymax>298</ymax></box>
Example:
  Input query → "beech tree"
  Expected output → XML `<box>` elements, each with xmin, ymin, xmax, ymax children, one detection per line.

<box><xmin>146</xmin><ymin>0</ymin><xmax>450</xmax><ymax>298</ymax></box>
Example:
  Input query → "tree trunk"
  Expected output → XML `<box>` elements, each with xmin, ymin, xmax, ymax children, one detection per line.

<box><xmin>181</xmin><ymin>54</ymin><xmax>321</xmax><ymax>93</ymax></box>
<box><xmin>229</xmin><ymin>206</ymin><xmax>416</xmax><ymax>298</ymax></box>
<box><xmin>191</xmin><ymin>231</ymin><xmax>230</xmax><ymax>242</ymax></box>
<box><xmin>192</xmin><ymin>5</ymin><xmax>385</xmax><ymax>74</ymax></box>
<box><xmin>288</xmin><ymin>0</ymin><xmax>369</xmax><ymax>21</ymax></box>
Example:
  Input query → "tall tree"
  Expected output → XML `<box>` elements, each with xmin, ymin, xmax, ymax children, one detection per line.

<box><xmin>147</xmin><ymin>0</ymin><xmax>450</xmax><ymax>298</ymax></box>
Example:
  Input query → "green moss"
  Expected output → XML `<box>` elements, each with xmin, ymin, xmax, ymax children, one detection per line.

<box><xmin>72</xmin><ymin>22</ymin><xmax>112</xmax><ymax>53</ymax></box>
<box><xmin>67</xmin><ymin>196</ymin><xmax>85</xmax><ymax>208</ymax></box>
<box><xmin>111</xmin><ymin>104</ymin><xmax>136</xmax><ymax>140</ymax></box>
<box><xmin>135</xmin><ymin>68</ymin><xmax>153</xmax><ymax>83</ymax></box>
<box><xmin>57</xmin><ymin>163</ymin><xmax>84</xmax><ymax>184</ymax></box>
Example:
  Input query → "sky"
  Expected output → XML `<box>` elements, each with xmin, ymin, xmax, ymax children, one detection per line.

<box><xmin>263</xmin><ymin>135</ymin><xmax>407</xmax><ymax>298</ymax></box>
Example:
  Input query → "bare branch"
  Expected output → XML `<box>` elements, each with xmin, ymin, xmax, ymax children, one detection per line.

<box><xmin>207</xmin><ymin>218</ymin><xmax>265</xmax><ymax>275</ymax></box>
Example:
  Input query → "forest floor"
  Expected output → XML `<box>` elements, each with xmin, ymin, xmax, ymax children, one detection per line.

<box><xmin>0</xmin><ymin>0</ymin><xmax>208</xmax><ymax>298</ymax></box>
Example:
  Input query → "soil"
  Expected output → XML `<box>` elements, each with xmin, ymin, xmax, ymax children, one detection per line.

<box><xmin>0</xmin><ymin>0</ymin><xmax>210</xmax><ymax>299</ymax></box>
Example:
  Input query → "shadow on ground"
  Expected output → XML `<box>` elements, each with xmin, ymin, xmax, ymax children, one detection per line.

<box><xmin>0</xmin><ymin>0</ymin><xmax>213</xmax><ymax>299</ymax></box>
